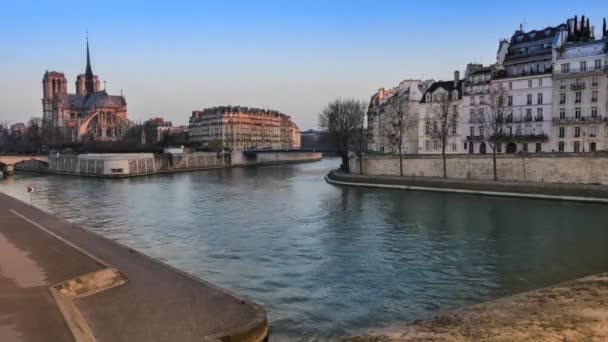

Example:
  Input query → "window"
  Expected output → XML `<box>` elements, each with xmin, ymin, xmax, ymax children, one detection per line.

<box><xmin>433</xmin><ymin>140</ymin><xmax>439</xmax><ymax>150</ymax></box>
<box><xmin>592</xmin><ymin>90</ymin><xmax>598</xmax><ymax>102</ymax></box>
<box><xmin>574</xmin><ymin>141</ymin><xmax>580</xmax><ymax>153</ymax></box>
<box><xmin>560</xmin><ymin>93</ymin><xmax>566</xmax><ymax>104</ymax></box>
<box><xmin>538</xmin><ymin>79</ymin><xmax>543</xmax><ymax>87</ymax></box>
<box><xmin>507</xmin><ymin>96</ymin><xmax>513</xmax><ymax>106</ymax></box>
<box><xmin>590</xmin><ymin>126</ymin><xmax>597</xmax><ymax>137</ymax></box>
<box><xmin>575</xmin><ymin>108</ymin><xmax>581</xmax><ymax>119</ymax></box>
<box><xmin>537</xmin><ymin>93</ymin><xmax>543</xmax><ymax>104</ymax></box>
<box><xmin>592</xmin><ymin>77</ymin><xmax>599</xmax><ymax>87</ymax></box>
<box><xmin>528</xmin><ymin>80</ymin><xmax>533</xmax><ymax>88</ymax></box>
<box><xmin>560</xmin><ymin>108</ymin><xmax>566</xmax><ymax>119</ymax></box>
<box><xmin>425</xmin><ymin>140</ymin><xmax>430</xmax><ymax>151</ymax></box>
<box><xmin>592</xmin><ymin>107</ymin><xmax>598</xmax><ymax>118</ymax></box>
<box><xmin>479</xmin><ymin>108</ymin><xmax>485</xmax><ymax>116</ymax></box>
<box><xmin>560</xmin><ymin>80</ymin><xmax>566</xmax><ymax>89</ymax></box>
<box><xmin>595</xmin><ymin>59</ymin><xmax>602</xmax><ymax>70</ymax></box>
<box><xmin>536</xmin><ymin>143</ymin><xmax>541</xmax><ymax>153</ymax></box>
<box><xmin>110</xmin><ymin>168</ymin><xmax>124</xmax><ymax>173</ymax></box>
<box><xmin>559</xmin><ymin>127</ymin><xmax>565</xmax><ymax>138</ymax></box>
<box><xmin>479</xmin><ymin>96</ymin><xmax>485</xmax><ymax>104</ymax></box>
<box><xmin>425</xmin><ymin>121</ymin><xmax>431</xmax><ymax>135</ymax></box>
<box><xmin>426</xmin><ymin>94</ymin><xmax>431</xmax><ymax>102</ymax></box>
<box><xmin>451</xmin><ymin>143</ymin><xmax>457</xmax><ymax>151</ymax></box>
<box><xmin>580</xmin><ymin>61</ymin><xmax>587</xmax><ymax>71</ymax></box>
<box><xmin>523</xmin><ymin>143</ymin><xmax>528</xmax><ymax>152</ymax></box>
<box><xmin>561</xmin><ymin>63</ymin><xmax>570</xmax><ymax>73</ymax></box>
<box><xmin>591</xmin><ymin>142</ymin><xmax>597</xmax><ymax>152</ymax></box>
<box><xmin>470</xmin><ymin>126</ymin><xmax>475</xmax><ymax>137</ymax></box>
<box><xmin>451</xmin><ymin>119</ymin><xmax>457</xmax><ymax>134</ymax></box>
<box><xmin>575</xmin><ymin>92</ymin><xmax>582</xmax><ymax>103</ymax></box>
<box><xmin>433</xmin><ymin>121</ymin><xmax>437</xmax><ymax>133</ymax></box>
<box><xmin>527</xmin><ymin>94</ymin><xmax>532</xmax><ymax>105</ymax></box>
<box><xmin>525</xmin><ymin>108</ymin><xmax>532</xmax><ymax>121</ymax></box>
<box><xmin>479</xmin><ymin>127</ymin><xmax>484</xmax><ymax>136</ymax></box>
<box><xmin>536</xmin><ymin>108</ymin><xmax>543</xmax><ymax>120</ymax></box>
<box><xmin>508</xmin><ymin>82</ymin><xmax>513</xmax><ymax>90</ymax></box>
<box><xmin>574</xmin><ymin>126</ymin><xmax>581</xmax><ymax>137</ymax></box>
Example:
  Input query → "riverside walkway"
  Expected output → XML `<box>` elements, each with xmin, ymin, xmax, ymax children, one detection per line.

<box><xmin>0</xmin><ymin>192</ymin><xmax>267</xmax><ymax>342</ymax></box>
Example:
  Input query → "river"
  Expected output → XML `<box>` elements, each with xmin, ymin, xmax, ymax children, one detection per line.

<box><xmin>2</xmin><ymin>158</ymin><xmax>608</xmax><ymax>341</ymax></box>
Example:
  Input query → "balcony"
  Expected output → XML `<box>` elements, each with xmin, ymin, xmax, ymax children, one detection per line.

<box><xmin>466</xmin><ymin>135</ymin><xmax>485</xmax><ymax>141</ymax></box>
<box><xmin>553</xmin><ymin>65</ymin><xmax>608</xmax><ymax>77</ymax></box>
<box><xmin>492</xmin><ymin>133</ymin><xmax>549</xmax><ymax>142</ymax></box>
<box><xmin>524</xmin><ymin>116</ymin><xmax>533</xmax><ymax>122</ymax></box>
<box><xmin>552</xmin><ymin>115</ymin><xmax>604</xmax><ymax>123</ymax></box>
<box><xmin>534</xmin><ymin>116</ymin><xmax>544</xmax><ymax>122</ymax></box>
<box><xmin>570</xmin><ymin>83</ymin><xmax>586</xmax><ymax>90</ymax></box>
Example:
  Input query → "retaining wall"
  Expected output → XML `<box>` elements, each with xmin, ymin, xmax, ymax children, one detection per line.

<box><xmin>350</xmin><ymin>153</ymin><xmax>608</xmax><ymax>185</ymax></box>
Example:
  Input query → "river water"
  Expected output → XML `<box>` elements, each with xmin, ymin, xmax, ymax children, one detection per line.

<box><xmin>2</xmin><ymin>158</ymin><xmax>608</xmax><ymax>341</ymax></box>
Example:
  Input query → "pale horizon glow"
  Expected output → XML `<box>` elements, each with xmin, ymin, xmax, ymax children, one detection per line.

<box><xmin>1</xmin><ymin>1</ymin><xmax>606</xmax><ymax>130</ymax></box>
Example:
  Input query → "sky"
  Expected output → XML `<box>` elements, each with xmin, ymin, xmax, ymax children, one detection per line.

<box><xmin>1</xmin><ymin>1</ymin><xmax>607</xmax><ymax>130</ymax></box>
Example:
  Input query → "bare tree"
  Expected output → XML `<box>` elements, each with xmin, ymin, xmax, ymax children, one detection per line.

<box><xmin>474</xmin><ymin>84</ymin><xmax>509</xmax><ymax>181</ymax></box>
<box><xmin>350</xmin><ymin>110</ymin><xmax>368</xmax><ymax>174</ymax></box>
<box><xmin>319</xmin><ymin>98</ymin><xmax>366</xmax><ymax>173</ymax></box>
<box><xmin>383</xmin><ymin>94</ymin><xmax>415</xmax><ymax>176</ymax></box>
<box><xmin>429</xmin><ymin>94</ymin><xmax>459</xmax><ymax>178</ymax></box>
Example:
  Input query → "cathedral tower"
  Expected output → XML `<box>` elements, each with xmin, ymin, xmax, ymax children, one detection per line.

<box><xmin>76</xmin><ymin>39</ymin><xmax>100</xmax><ymax>94</ymax></box>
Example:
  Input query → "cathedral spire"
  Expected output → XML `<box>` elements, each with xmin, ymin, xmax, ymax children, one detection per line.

<box><xmin>85</xmin><ymin>36</ymin><xmax>95</xmax><ymax>94</ymax></box>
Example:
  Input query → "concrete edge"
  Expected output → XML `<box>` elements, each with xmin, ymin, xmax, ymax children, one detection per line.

<box><xmin>15</xmin><ymin>157</ymin><xmax>322</xmax><ymax>179</ymax></box>
<box><xmin>50</xmin><ymin>287</ymin><xmax>97</xmax><ymax>342</ymax></box>
<box><xmin>7</xmin><ymin>196</ymin><xmax>268</xmax><ymax>342</ymax></box>
<box><xmin>325</xmin><ymin>173</ymin><xmax>608</xmax><ymax>204</ymax></box>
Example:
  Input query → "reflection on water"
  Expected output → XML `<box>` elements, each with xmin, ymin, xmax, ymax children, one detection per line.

<box><xmin>2</xmin><ymin>159</ymin><xmax>608</xmax><ymax>341</ymax></box>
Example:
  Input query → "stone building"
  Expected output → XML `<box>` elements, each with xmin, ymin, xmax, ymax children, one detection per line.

<box><xmin>418</xmin><ymin>72</ymin><xmax>463</xmax><ymax>154</ymax></box>
<box><xmin>188</xmin><ymin>106</ymin><xmax>301</xmax><ymax>150</ymax></box>
<box><xmin>42</xmin><ymin>40</ymin><xmax>130</xmax><ymax>142</ymax></box>
<box><xmin>490</xmin><ymin>24</ymin><xmax>563</xmax><ymax>153</ymax></box>
<box><xmin>551</xmin><ymin>21</ymin><xmax>607</xmax><ymax>152</ymax></box>
<box><xmin>462</xmin><ymin>63</ymin><xmax>493</xmax><ymax>154</ymax></box>
<box><xmin>366</xmin><ymin>80</ymin><xmax>433</xmax><ymax>153</ymax></box>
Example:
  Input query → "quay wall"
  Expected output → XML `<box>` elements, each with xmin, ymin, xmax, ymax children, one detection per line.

<box><xmin>16</xmin><ymin>151</ymin><xmax>321</xmax><ymax>177</ymax></box>
<box><xmin>350</xmin><ymin>153</ymin><xmax>608</xmax><ymax>185</ymax></box>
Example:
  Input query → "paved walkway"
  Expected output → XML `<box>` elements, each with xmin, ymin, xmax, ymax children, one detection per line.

<box><xmin>0</xmin><ymin>192</ymin><xmax>267</xmax><ymax>342</ymax></box>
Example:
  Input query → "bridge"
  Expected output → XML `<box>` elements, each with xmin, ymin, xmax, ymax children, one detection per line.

<box><xmin>0</xmin><ymin>155</ymin><xmax>49</xmax><ymax>175</ymax></box>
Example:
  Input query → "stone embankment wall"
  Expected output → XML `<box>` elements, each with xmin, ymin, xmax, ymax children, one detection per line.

<box><xmin>17</xmin><ymin>151</ymin><xmax>322</xmax><ymax>177</ymax></box>
<box><xmin>350</xmin><ymin>153</ymin><xmax>608</xmax><ymax>185</ymax></box>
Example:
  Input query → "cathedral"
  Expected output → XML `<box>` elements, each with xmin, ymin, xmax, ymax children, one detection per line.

<box><xmin>42</xmin><ymin>40</ymin><xmax>131</xmax><ymax>142</ymax></box>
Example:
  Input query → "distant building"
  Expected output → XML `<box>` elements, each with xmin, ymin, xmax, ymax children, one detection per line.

<box><xmin>42</xmin><ymin>39</ymin><xmax>131</xmax><ymax>142</ymax></box>
<box><xmin>462</xmin><ymin>63</ymin><xmax>493</xmax><ymax>154</ymax></box>
<box><xmin>188</xmin><ymin>106</ymin><xmax>301</xmax><ymax>150</ymax></box>
<box><xmin>10</xmin><ymin>123</ymin><xmax>26</xmax><ymax>135</ymax></box>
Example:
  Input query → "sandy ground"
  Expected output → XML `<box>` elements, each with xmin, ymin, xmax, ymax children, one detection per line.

<box><xmin>344</xmin><ymin>273</ymin><xmax>608</xmax><ymax>342</ymax></box>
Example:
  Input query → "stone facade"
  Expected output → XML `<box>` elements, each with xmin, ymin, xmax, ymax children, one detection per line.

<box><xmin>350</xmin><ymin>154</ymin><xmax>608</xmax><ymax>185</ymax></box>
<box><xmin>188</xmin><ymin>106</ymin><xmax>301</xmax><ymax>150</ymax></box>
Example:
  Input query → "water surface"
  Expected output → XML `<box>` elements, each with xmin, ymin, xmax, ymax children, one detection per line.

<box><xmin>2</xmin><ymin>159</ymin><xmax>608</xmax><ymax>341</ymax></box>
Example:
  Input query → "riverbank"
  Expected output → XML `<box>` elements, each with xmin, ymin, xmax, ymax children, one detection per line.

<box><xmin>0</xmin><ymin>192</ymin><xmax>268</xmax><ymax>342</ymax></box>
<box><xmin>326</xmin><ymin>171</ymin><xmax>608</xmax><ymax>203</ymax></box>
<box><xmin>344</xmin><ymin>273</ymin><xmax>608</xmax><ymax>341</ymax></box>
<box><xmin>16</xmin><ymin>150</ymin><xmax>322</xmax><ymax>178</ymax></box>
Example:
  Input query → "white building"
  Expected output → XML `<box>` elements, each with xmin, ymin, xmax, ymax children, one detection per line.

<box><xmin>418</xmin><ymin>72</ymin><xmax>463</xmax><ymax>154</ymax></box>
<box><xmin>367</xmin><ymin>80</ymin><xmax>433</xmax><ymax>154</ymax></box>
<box><xmin>552</xmin><ymin>23</ymin><xmax>607</xmax><ymax>152</ymax></box>
<box><xmin>462</xmin><ymin>64</ymin><xmax>493</xmax><ymax>154</ymax></box>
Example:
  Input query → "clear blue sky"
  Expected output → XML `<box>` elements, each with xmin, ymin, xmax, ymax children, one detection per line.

<box><xmin>0</xmin><ymin>0</ymin><xmax>606</xmax><ymax>130</ymax></box>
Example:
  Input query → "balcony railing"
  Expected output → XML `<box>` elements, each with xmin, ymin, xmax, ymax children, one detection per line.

<box><xmin>554</xmin><ymin>65</ymin><xmax>608</xmax><ymax>76</ymax></box>
<box><xmin>570</xmin><ymin>83</ymin><xmax>586</xmax><ymax>90</ymax></box>
<box><xmin>552</xmin><ymin>115</ymin><xmax>605</xmax><ymax>123</ymax></box>
<box><xmin>492</xmin><ymin>133</ymin><xmax>549</xmax><ymax>142</ymax></box>
<box><xmin>466</xmin><ymin>135</ymin><xmax>485</xmax><ymax>141</ymax></box>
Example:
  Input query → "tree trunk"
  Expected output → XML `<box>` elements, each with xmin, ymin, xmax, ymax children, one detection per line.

<box><xmin>492</xmin><ymin>146</ymin><xmax>497</xmax><ymax>181</ymax></box>
<box><xmin>358</xmin><ymin>153</ymin><xmax>364</xmax><ymax>175</ymax></box>
<box><xmin>442</xmin><ymin>144</ymin><xmax>447</xmax><ymax>178</ymax></box>
<box><xmin>398</xmin><ymin>144</ymin><xmax>403</xmax><ymax>176</ymax></box>
<box><xmin>341</xmin><ymin>153</ymin><xmax>350</xmax><ymax>173</ymax></box>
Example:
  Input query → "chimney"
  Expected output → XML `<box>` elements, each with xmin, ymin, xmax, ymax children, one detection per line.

<box><xmin>454</xmin><ymin>70</ymin><xmax>460</xmax><ymax>88</ymax></box>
